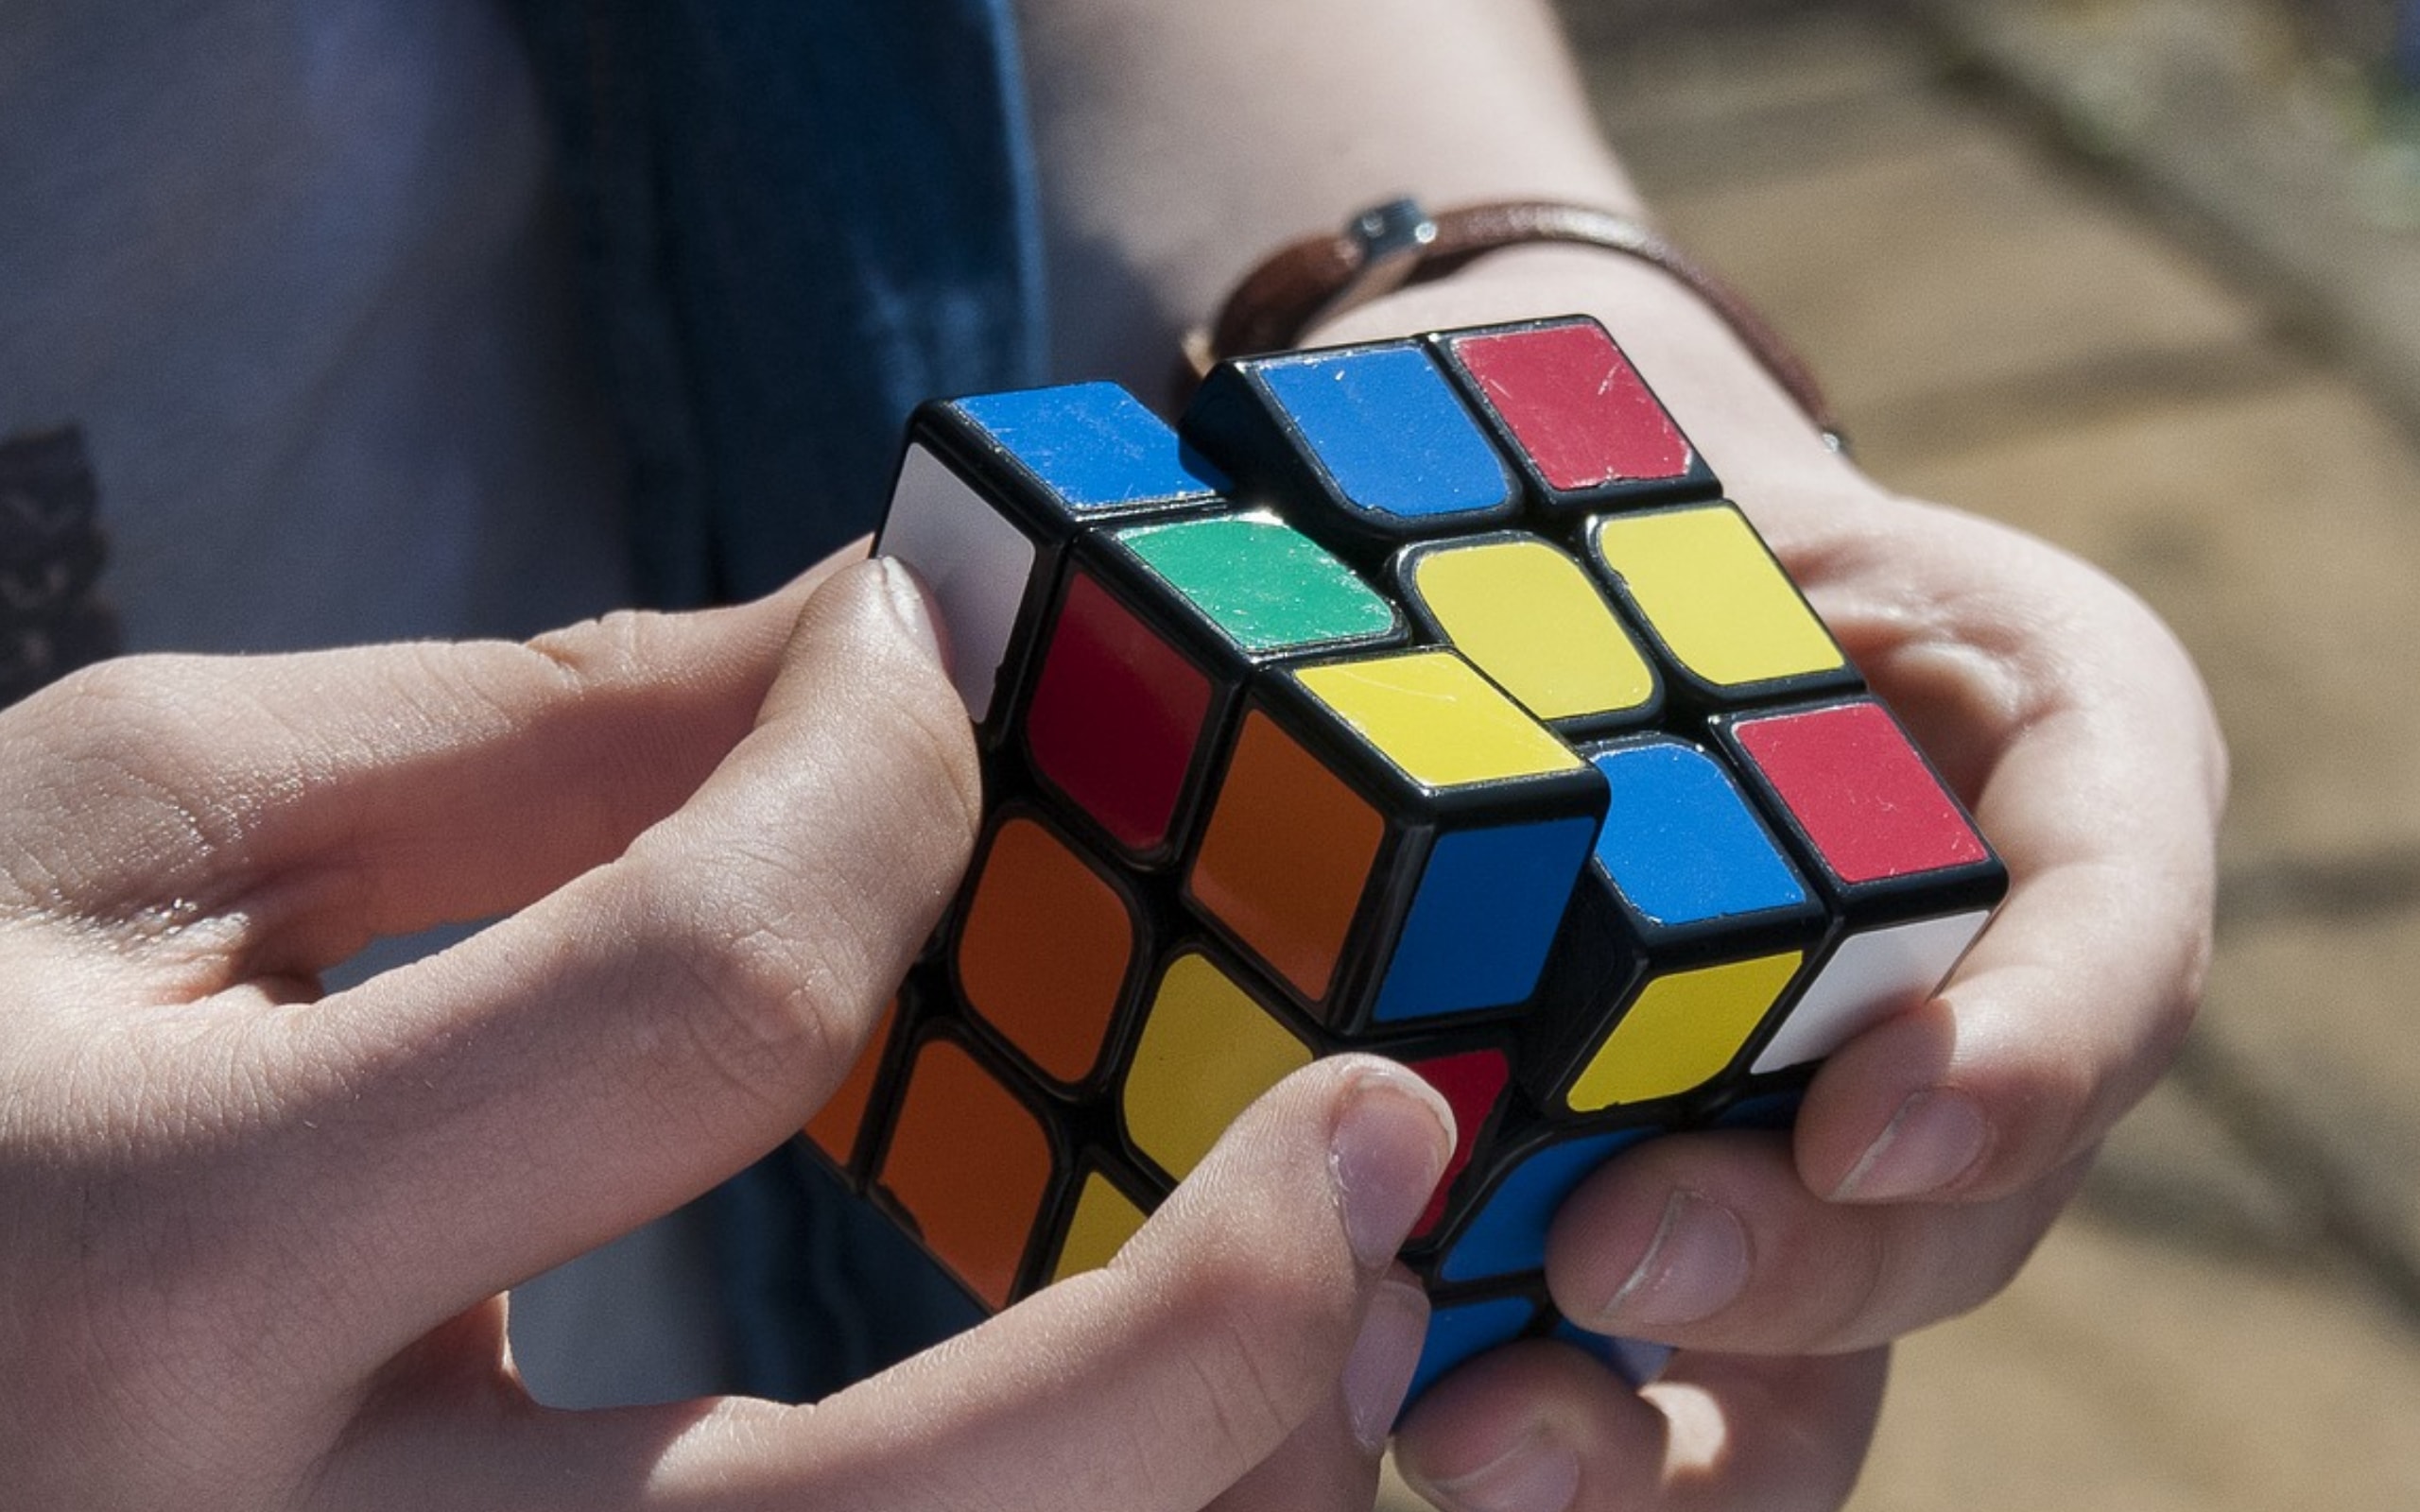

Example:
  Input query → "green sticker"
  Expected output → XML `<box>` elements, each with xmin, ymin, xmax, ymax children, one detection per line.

<box><xmin>1115</xmin><ymin>513</ymin><xmax>1397</xmax><ymax>653</ymax></box>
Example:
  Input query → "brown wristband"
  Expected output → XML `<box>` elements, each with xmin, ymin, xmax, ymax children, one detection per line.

<box><xmin>1178</xmin><ymin>198</ymin><xmax>1845</xmax><ymax>451</ymax></box>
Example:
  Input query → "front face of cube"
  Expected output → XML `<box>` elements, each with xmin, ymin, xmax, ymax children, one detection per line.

<box><xmin>827</xmin><ymin>316</ymin><xmax>2006</xmax><ymax>1410</ymax></box>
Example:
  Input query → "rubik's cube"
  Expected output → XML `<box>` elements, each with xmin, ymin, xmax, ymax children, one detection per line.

<box><xmin>806</xmin><ymin>315</ymin><xmax>2006</xmax><ymax>1403</ymax></box>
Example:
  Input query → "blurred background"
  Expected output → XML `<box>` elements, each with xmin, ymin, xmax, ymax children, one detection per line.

<box><xmin>1382</xmin><ymin>1</ymin><xmax>2420</xmax><ymax>1505</ymax></box>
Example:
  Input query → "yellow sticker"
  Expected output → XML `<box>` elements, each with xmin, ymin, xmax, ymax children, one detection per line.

<box><xmin>1295</xmin><ymin>650</ymin><xmax>1582</xmax><ymax>790</ymax></box>
<box><xmin>1592</xmin><ymin>507</ymin><xmax>1844</xmax><ymax>688</ymax></box>
<box><xmin>1566</xmin><ymin>953</ymin><xmax>1803</xmax><ymax>1110</ymax></box>
<box><xmin>1049</xmin><ymin>1171</ymin><xmax>1150</xmax><ymax>1283</ymax></box>
<box><xmin>1410</xmin><ymin>539</ymin><xmax>1655</xmax><ymax>722</ymax></box>
<box><xmin>1123</xmin><ymin>953</ymin><xmax>1314</xmax><ymax>1179</ymax></box>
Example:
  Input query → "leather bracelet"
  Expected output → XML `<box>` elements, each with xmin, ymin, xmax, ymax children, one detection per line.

<box><xmin>1178</xmin><ymin>197</ymin><xmax>1846</xmax><ymax>451</ymax></box>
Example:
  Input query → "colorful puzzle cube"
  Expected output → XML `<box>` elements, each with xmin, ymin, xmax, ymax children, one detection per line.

<box><xmin>809</xmin><ymin>314</ymin><xmax>2007</xmax><ymax>1405</ymax></box>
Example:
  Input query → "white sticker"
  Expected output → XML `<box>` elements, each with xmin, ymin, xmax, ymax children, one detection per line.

<box><xmin>874</xmin><ymin>444</ymin><xmax>1038</xmax><ymax>723</ymax></box>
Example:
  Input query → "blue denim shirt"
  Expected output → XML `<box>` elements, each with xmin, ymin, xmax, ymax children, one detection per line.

<box><xmin>512</xmin><ymin>0</ymin><xmax>1046</xmax><ymax>607</ymax></box>
<box><xmin>511</xmin><ymin>0</ymin><xmax>1045</xmax><ymax>1400</ymax></box>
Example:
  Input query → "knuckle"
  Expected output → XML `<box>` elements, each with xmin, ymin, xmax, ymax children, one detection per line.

<box><xmin>522</xmin><ymin>606</ymin><xmax>680</xmax><ymax>685</ymax></box>
<box><xmin>20</xmin><ymin>655</ymin><xmax>213</xmax><ymax>766</ymax></box>
<box><xmin>618</xmin><ymin>841</ymin><xmax>867</xmax><ymax>1113</ymax></box>
<box><xmin>1162</xmin><ymin>1262</ymin><xmax>1330</xmax><ymax>1454</ymax></box>
<box><xmin>851</xmin><ymin>672</ymin><xmax>983</xmax><ymax>855</ymax></box>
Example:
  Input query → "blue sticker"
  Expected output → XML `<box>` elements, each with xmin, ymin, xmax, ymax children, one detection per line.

<box><xmin>1374</xmin><ymin>817</ymin><xmax>1597</xmax><ymax>1022</ymax></box>
<box><xmin>1406</xmin><ymin>1296</ymin><xmax>1537</xmax><ymax>1404</ymax></box>
<box><xmin>1439</xmin><ymin>1125</ymin><xmax>1656</xmax><ymax>1283</ymax></box>
<box><xmin>957</xmin><ymin>383</ymin><xmax>1227</xmax><ymax>511</ymax></box>
<box><xmin>1257</xmin><ymin>347</ymin><xmax>1513</xmax><ymax>522</ymax></box>
<box><xmin>1588</xmin><ymin>741</ymin><xmax>1808</xmax><ymax>928</ymax></box>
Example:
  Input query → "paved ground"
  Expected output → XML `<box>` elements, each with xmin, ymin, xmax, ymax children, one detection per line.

<box><xmin>1381</xmin><ymin>7</ymin><xmax>2420</xmax><ymax>1507</ymax></box>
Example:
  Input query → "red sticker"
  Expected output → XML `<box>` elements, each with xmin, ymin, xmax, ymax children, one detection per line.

<box><xmin>1450</xmin><ymin>322</ymin><xmax>1693</xmax><ymax>492</ymax></box>
<box><xmin>1735</xmin><ymin>702</ymin><xmax>1987</xmax><ymax>885</ymax></box>
<box><xmin>1027</xmin><ymin>572</ymin><xmax>1213</xmax><ymax>854</ymax></box>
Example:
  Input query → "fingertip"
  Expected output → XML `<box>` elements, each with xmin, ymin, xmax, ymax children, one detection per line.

<box><xmin>1791</xmin><ymin>990</ymin><xmax>1981</xmax><ymax>1203</ymax></box>
<box><xmin>1394</xmin><ymin>1342</ymin><xmax>1640</xmax><ymax>1512</ymax></box>
<box><xmin>1401</xmin><ymin>1433</ymin><xmax>1582</xmax><ymax>1512</ymax></box>
<box><xmin>1795</xmin><ymin>968</ymin><xmax>2114</xmax><ymax>1206</ymax></box>
<box><xmin>768</xmin><ymin>557</ymin><xmax>981</xmax><ymax>844</ymax></box>
<box><xmin>1824</xmin><ymin>1086</ymin><xmax>1992</xmax><ymax>1203</ymax></box>
<box><xmin>1328</xmin><ymin>1058</ymin><xmax>1459</xmax><ymax>1271</ymax></box>
<box><xmin>1546</xmin><ymin>1136</ymin><xmax>1775</xmax><ymax>1340</ymax></box>
<box><xmin>781</xmin><ymin>555</ymin><xmax>946</xmax><ymax>678</ymax></box>
<box><xmin>1397</xmin><ymin>1345</ymin><xmax>1893</xmax><ymax>1512</ymax></box>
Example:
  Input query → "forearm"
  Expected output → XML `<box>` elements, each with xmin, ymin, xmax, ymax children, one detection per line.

<box><xmin>1013</xmin><ymin>0</ymin><xmax>1639</xmax><ymax>384</ymax></box>
<box><xmin>1013</xmin><ymin>0</ymin><xmax>1862</xmax><ymax>515</ymax></box>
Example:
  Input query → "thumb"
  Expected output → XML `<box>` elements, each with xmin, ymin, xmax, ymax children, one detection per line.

<box><xmin>319</xmin><ymin>1056</ymin><xmax>1456</xmax><ymax>1512</ymax></box>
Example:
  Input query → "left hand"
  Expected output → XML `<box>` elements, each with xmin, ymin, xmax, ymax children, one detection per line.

<box><xmin>1311</xmin><ymin>248</ymin><xmax>2226</xmax><ymax>1511</ymax></box>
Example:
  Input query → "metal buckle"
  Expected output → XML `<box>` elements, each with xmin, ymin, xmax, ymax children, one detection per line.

<box><xmin>1302</xmin><ymin>197</ymin><xmax>1440</xmax><ymax>335</ymax></box>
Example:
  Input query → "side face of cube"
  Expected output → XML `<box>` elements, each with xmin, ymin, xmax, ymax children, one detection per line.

<box><xmin>866</xmin><ymin>1023</ymin><xmax>1068</xmax><ymax>1311</ymax></box>
<box><xmin>948</xmin><ymin>803</ymin><xmax>1154</xmax><ymax>1097</ymax></box>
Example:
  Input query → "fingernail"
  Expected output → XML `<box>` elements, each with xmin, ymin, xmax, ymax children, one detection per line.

<box><xmin>1331</xmin><ymin>1067</ymin><xmax>1454</xmax><ymax>1269</ymax></box>
<box><xmin>1834</xmin><ymin>1088</ymin><xmax>1989</xmax><ymax>1201</ymax></box>
<box><xmin>1409</xmin><ymin>1430</ymin><xmax>1581</xmax><ymax>1512</ymax></box>
<box><xmin>1341</xmin><ymin>1277</ymin><xmax>1428</xmax><ymax>1454</ymax></box>
<box><xmin>874</xmin><ymin>557</ymin><xmax>946</xmax><ymax>665</ymax></box>
<box><xmin>1595</xmin><ymin>1190</ymin><xmax>1748</xmax><ymax>1329</ymax></box>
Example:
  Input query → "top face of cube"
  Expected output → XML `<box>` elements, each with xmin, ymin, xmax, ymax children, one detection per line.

<box><xmin>1253</xmin><ymin>346</ymin><xmax>1517</xmax><ymax>524</ymax></box>
<box><xmin>1109</xmin><ymin>512</ymin><xmax>1400</xmax><ymax>659</ymax></box>
<box><xmin>947</xmin><ymin>382</ymin><xmax>1228</xmax><ymax>518</ymax></box>
<box><xmin>1432</xmin><ymin>318</ymin><xmax>1719</xmax><ymax>510</ymax></box>
<box><xmin>1395</xmin><ymin>532</ymin><xmax>1661</xmax><ymax>734</ymax></box>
